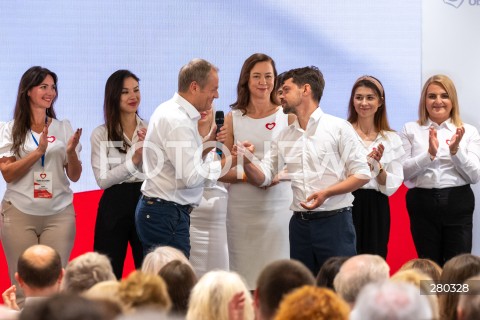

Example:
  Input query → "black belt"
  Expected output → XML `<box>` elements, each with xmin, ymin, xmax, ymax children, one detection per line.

<box><xmin>141</xmin><ymin>195</ymin><xmax>194</xmax><ymax>214</ymax></box>
<box><xmin>293</xmin><ymin>207</ymin><xmax>350</xmax><ymax>220</ymax></box>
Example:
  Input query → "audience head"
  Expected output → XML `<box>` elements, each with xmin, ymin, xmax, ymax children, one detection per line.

<box><xmin>399</xmin><ymin>258</ymin><xmax>442</xmax><ymax>283</ymax></box>
<box><xmin>391</xmin><ymin>269</ymin><xmax>439</xmax><ymax>319</ymax></box>
<box><xmin>316</xmin><ymin>256</ymin><xmax>348</xmax><ymax>290</ymax></box>
<box><xmin>274</xmin><ymin>285</ymin><xmax>349</xmax><ymax>320</ymax></box>
<box><xmin>278</xmin><ymin>66</ymin><xmax>325</xmax><ymax>104</ymax></box>
<box><xmin>457</xmin><ymin>275</ymin><xmax>480</xmax><ymax>320</ymax></box>
<box><xmin>350</xmin><ymin>281</ymin><xmax>433</xmax><ymax>320</ymax></box>
<box><xmin>141</xmin><ymin>246</ymin><xmax>192</xmax><ymax>275</ymax></box>
<box><xmin>118</xmin><ymin>271</ymin><xmax>171</xmax><ymax>313</ymax></box>
<box><xmin>230</xmin><ymin>53</ymin><xmax>278</xmax><ymax>114</ymax></box>
<box><xmin>83</xmin><ymin>280</ymin><xmax>124</xmax><ymax>317</ymax></box>
<box><xmin>19</xmin><ymin>292</ymin><xmax>104</xmax><ymax>320</ymax></box>
<box><xmin>15</xmin><ymin>245</ymin><xmax>63</xmax><ymax>294</ymax></box>
<box><xmin>116</xmin><ymin>309</ymin><xmax>184</xmax><ymax>320</ymax></box>
<box><xmin>186</xmin><ymin>270</ymin><xmax>254</xmax><ymax>320</ymax></box>
<box><xmin>61</xmin><ymin>252</ymin><xmax>116</xmax><ymax>294</ymax></box>
<box><xmin>418</xmin><ymin>74</ymin><xmax>462</xmax><ymax>126</ymax></box>
<box><xmin>439</xmin><ymin>254</ymin><xmax>480</xmax><ymax>320</ymax></box>
<box><xmin>158</xmin><ymin>260</ymin><xmax>197</xmax><ymax>315</ymax></box>
<box><xmin>255</xmin><ymin>259</ymin><xmax>315</xmax><ymax>320</ymax></box>
<box><xmin>347</xmin><ymin>75</ymin><xmax>392</xmax><ymax>132</ymax></box>
<box><xmin>333</xmin><ymin>254</ymin><xmax>390</xmax><ymax>306</ymax></box>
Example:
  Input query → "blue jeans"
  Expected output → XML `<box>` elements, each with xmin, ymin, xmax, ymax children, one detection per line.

<box><xmin>135</xmin><ymin>197</ymin><xmax>191</xmax><ymax>258</ymax></box>
<box><xmin>289</xmin><ymin>207</ymin><xmax>356</xmax><ymax>276</ymax></box>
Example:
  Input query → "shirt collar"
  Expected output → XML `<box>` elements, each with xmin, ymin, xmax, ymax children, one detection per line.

<box><xmin>291</xmin><ymin>107</ymin><xmax>324</xmax><ymax>131</ymax></box>
<box><xmin>424</xmin><ymin>118</ymin><xmax>456</xmax><ymax>132</ymax></box>
<box><xmin>173</xmin><ymin>92</ymin><xmax>200</xmax><ymax>120</ymax></box>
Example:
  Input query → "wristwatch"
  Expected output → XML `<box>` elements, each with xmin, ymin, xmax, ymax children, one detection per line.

<box><xmin>378</xmin><ymin>164</ymin><xmax>384</xmax><ymax>174</ymax></box>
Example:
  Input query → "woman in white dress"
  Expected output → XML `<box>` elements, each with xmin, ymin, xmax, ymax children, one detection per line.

<box><xmin>223</xmin><ymin>53</ymin><xmax>294</xmax><ymax>289</ymax></box>
<box><xmin>189</xmin><ymin>107</ymin><xmax>229</xmax><ymax>277</ymax></box>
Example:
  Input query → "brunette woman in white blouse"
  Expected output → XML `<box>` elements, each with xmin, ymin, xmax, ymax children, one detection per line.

<box><xmin>90</xmin><ymin>70</ymin><xmax>146</xmax><ymax>278</ymax></box>
<box><xmin>401</xmin><ymin>74</ymin><xmax>480</xmax><ymax>266</ymax></box>
<box><xmin>347</xmin><ymin>76</ymin><xmax>404</xmax><ymax>259</ymax></box>
<box><xmin>0</xmin><ymin>66</ymin><xmax>82</xmax><ymax>304</ymax></box>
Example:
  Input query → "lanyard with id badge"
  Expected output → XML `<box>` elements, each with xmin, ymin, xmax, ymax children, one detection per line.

<box><xmin>31</xmin><ymin>121</ymin><xmax>53</xmax><ymax>199</ymax></box>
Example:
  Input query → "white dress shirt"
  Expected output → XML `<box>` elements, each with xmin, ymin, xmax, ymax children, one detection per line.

<box><xmin>141</xmin><ymin>93</ymin><xmax>221</xmax><ymax>206</ymax></box>
<box><xmin>356</xmin><ymin>131</ymin><xmax>404</xmax><ymax>196</ymax></box>
<box><xmin>258</xmin><ymin>107</ymin><xmax>371</xmax><ymax>212</ymax></box>
<box><xmin>401</xmin><ymin>118</ymin><xmax>480</xmax><ymax>189</ymax></box>
<box><xmin>90</xmin><ymin>115</ymin><xmax>146</xmax><ymax>189</ymax></box>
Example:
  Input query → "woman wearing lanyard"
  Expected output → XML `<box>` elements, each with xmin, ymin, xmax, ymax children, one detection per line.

<box><xmin>90</xmin><ymin>70</ymin><xmax>146</xmax><ymax>279</ymax></box>
<box><xmin>0</xmin><ymin>66</ymin><xmax>82</xmax><ymax>303</ymax></box>
<box><xmin>401</xmin><ymin>74</ymin><xmax>480</xmax><ymax>266</ymax></box>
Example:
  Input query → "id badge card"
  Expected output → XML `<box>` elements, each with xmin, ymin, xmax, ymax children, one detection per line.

<box><xmin>34</xmin><ymin>171</ymin><xmax>53</xmax><ymax>199</ymax></box>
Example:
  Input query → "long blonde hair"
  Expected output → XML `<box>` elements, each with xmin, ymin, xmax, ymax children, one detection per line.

<box><xmin>418</xmin><ymin>74</ymin><xmax>462</xmax><ymax>127</ymax></box>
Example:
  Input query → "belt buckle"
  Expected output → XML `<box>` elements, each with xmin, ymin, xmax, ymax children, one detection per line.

<box><xmin>299</xmin><ymin>212</ymin><xmax>309</xmax><ymax>220</ymax></box>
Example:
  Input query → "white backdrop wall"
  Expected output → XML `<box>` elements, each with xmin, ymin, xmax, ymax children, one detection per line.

<box><xmin>0</xmin><ymin>2</ymin><xmax>420</xmax><ymax>193</ymax></box>
<box><xmin>423</xmin><ymin>0</ymin><xmax>480</xmax><ymax>253</ymax></box>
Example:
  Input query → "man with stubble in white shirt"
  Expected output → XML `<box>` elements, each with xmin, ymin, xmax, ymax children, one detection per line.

<box><xmin>135</xmin><ymin>58</ymin><xmax>235</xmax><ymax>258</ymax></box>
<box><xmin>237</xmin><ymin>66</ymin><xmax>371</xmax><ymax>276</ymax></box>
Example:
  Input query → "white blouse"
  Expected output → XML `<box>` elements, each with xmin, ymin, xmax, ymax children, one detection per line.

<box><xmin>401</xmin><ymin>118</ymin><xmax>480</xmax><ymax>189</ymax></box>
<box><xmin>0</xmin><ymin>119</ymin><xmax>81</xmax><ymax>216</ymax></box>
<box><xmin>90</xmin><ymin>116</ymin><xmax>146</xmax><ymax>189</ymax></box>
<box><xmin>356</xmin><ymin>130</ymin><xmax>404</xmax><ymax>196</ymax></box>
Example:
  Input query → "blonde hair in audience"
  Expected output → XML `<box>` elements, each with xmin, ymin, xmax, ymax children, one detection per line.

<box><xmin>186</xmin><ymin>270</ymin><xmax>254</xmax><ymax>320</ymax></box>
<box><xmin>118</xmin><ymin>271</ymin><xmax>172</xmax><ymax>313</ymax></box>
<box><xmin>141</xmin><ymin>246</ymin><xmax>193</xmax><ymax>275</ymax></box>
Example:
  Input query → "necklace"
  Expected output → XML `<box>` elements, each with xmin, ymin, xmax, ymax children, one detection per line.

<box><xmin>354</xmin><ymin>124</ymin><xmax>377</xmax><ymax>142</ymax></box>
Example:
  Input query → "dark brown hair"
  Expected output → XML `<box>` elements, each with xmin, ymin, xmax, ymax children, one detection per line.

<box><xmin>439</xmin><ymin>254</ymin><xmax>480</xmax><ymax>320</ymax></box>
<box><xmin>280</xmin><ymin>66</ymin><xmax>325</xmax><ymax>103</ymax></box>
<box><xmin>230</xmin><ymin>53</ymin><xmax>278</xmax><ymax>115</ymax></box>
<box><xmin>11</xmin><ymin>66</ymin><xmax>58</xmax><ymax>155</ymax></box>
<box><xmin>104</xmin><ymin>70</ymin><xmax>140</xmax><ymax>153</ymax></box>
<box><xmin>158</xmin><ymin>260</ymin><xmax>197</xmax><ymax>315</ymax></box>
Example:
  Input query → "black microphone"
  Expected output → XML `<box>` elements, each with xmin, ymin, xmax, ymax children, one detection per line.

<box><xmin>215</xmin><ymin>111</ymin><xmax>224</xmax><ymax>156</ymax></box>
<box><xmin>215</xmin><ymin>110</ymin><xmax>224</xmax><ymax>133</ymax></box>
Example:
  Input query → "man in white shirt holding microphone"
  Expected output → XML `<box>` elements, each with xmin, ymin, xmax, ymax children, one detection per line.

<box><xmin>135</xmin><ymin>58</ymin><xmax>234</xmax><ymax>258</ymax></box>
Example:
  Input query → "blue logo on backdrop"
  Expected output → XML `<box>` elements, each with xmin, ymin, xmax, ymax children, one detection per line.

<box><xmin>444</xmin><ymin>0</ymin><xmax>464</xmax><ymax>8</ymax></box>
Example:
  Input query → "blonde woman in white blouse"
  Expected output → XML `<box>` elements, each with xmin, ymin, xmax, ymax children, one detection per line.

<box><xmin>347</xmin><ymin>75</ymin><xmax>404</xmax><ymax>259</ymax></box>
<box><xmin>401</xmin><ymin>74</ymin><xmax>480</xmax><ymax>266</ymax></box>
